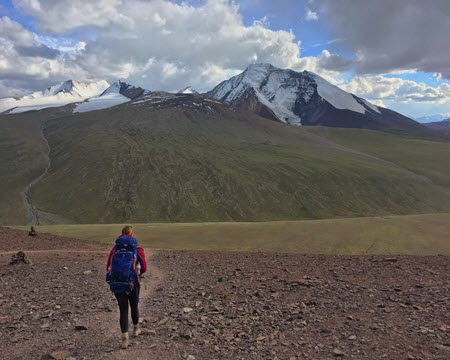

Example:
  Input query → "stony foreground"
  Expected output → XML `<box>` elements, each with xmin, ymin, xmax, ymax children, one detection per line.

<box><xmin>0</xmin><ymin>226</ymin><xmax>449</xmax><ymax>359</ymax></box>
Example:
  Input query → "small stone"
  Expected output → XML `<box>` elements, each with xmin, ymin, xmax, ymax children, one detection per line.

<box><xmin>332</xmin><ymin>348</ymin><xmax>345</xmax><ymax>357</ymax></box>
<box><xmin>82</xmin><ymin>270</ymin><xmax>92</xmax><ymax>275</ymax></box>
<box><xmin>63</xmin><ymin>267</ymin><xmax>68</xmax><ymax>270</ymax></box>
<box><xmin>74</xmin><ymin>325</ymin><xmax>88</xmax><ymax>331</ymax></box>
<box><xmin>435</xmin><ymin>344</ymin><xmax>450</xmax><ymax>352</ymax></box>
<box><xmin>349</xmin><ymin>335</ymin><xmax>356</xmax><ymax>340</ymax></box>
<box><xmin>183</xmin><ymin>307</ymin><xmax>193</xmax><ymax>313</ymax></box>
<box><xmin>158</xmin><ymin>317</ymin><xmax>169</xmax><ymax>325</ymax></box>
<box><xmin>181</xmin><ymin>330</ymin><xmax>193</xmax><ymax>339</ymax></box>
<box><xmin>144</xmin><ymin>329</ymin><xmax>156</xmax><ymax>335</ymax></box>
<box><xmin>49</xmin><ymin>350</ymin><xmax>69</xmax><ymax>359</ymax></box>
<box><xmin>186</xmin><ymin>356</ymin><xmax>196</xmax><ymax>360</ymax></box>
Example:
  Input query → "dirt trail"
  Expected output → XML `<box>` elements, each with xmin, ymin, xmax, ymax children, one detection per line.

<box><xmin>111</xmin><ymin>251</ymin><xmax>166</xmax><ymax>360</ymax></box>
<box><xmin>21</xmin><ymin>122</ymin><xmax>51</xmax><ymax>225</ymax></box>
<box><xmin>0</xmin><ymin>227</ymin><xmax>165</xmax><ymax>360</ymax></box>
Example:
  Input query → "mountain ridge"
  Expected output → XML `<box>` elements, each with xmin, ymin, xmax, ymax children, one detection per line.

<box><xmin>207</xmin><ymin>63</ymin><xmax>430</xmax><ymax>134</ymax></box>
<box><xmin>0</xmin><ymin>64</ymin><xmax>442</xmax><ymax>137</ymax></box>
<box><xmin>0</xmin><ymin>80</ymin><xmax>110</xmax><ymax>114</ymax></box>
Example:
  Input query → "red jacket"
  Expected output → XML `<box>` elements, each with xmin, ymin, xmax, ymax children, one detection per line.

<box><xmin>106</xmin><ymin>242</ymin><xmax>147</xmax><ymax>274</ymax></box>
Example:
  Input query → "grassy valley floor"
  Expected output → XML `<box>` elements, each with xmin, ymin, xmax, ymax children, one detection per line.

<box><xmin>12</xmin><ymin>212</ymin><xmax>450</xmax><ymax>255</ymax></box>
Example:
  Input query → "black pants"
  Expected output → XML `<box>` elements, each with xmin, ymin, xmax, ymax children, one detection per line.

<box><xmin>115</xmin><ymin>287</ymin><xmax>139</xmax><ymax>333</ymax></box>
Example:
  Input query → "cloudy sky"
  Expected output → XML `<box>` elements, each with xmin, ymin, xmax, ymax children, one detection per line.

<box><xmin>0</xmin><ymin>0</ymin><xmax>449</xmax><ymax>118</ymax></box>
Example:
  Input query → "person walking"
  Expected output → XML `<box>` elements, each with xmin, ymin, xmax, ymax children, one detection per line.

<box><xmin>106</xmin><ymin>225</ymin><xmax>147</xmax><ymax>348</ymax></box>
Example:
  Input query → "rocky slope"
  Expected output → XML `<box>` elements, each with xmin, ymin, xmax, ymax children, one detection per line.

<box><xmin>1</xmin><ymin>227</ymin><xmax>449</xmax><ymax>359</ymax></box>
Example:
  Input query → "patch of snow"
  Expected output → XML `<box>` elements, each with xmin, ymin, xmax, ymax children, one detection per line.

<box><xmin>178</xmin><ymin>86</ymin><xmax>199</xmax><ymax>94</ymax></box>
<box><xmin>312</xmin><ymin>74</ymin><xmax>379</xmax><ymax>114</ymax></box>
<box><xmin>204</xmin><ymin>98</ymin><xmax>222</xmax><ymax>104</ymax></box>
<box><xmin>73</xmin><ymin>93</ymin><xmax>129</xmax><ymax>113</ymax></box>
<box><xmin>361</xmin><ymin>99</ymin><xmax>381</xmax><ymax>114</ymax></box>
<box><xmin>209</xmin><ymin>63</ymin><xmax>302</xmax><ymax>124</ymax></box>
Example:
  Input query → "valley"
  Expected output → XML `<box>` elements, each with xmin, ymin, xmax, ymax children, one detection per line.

<box><xmin>1</xmin><ymin>90</ymin><xmax>450</xmax><ymax>225</ymax></box>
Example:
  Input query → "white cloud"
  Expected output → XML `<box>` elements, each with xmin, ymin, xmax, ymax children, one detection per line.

<box><xmin>0</xmin><ymin>17</ymin><xmax>96</xmax><ymax>97</ymax></box>
<box><xmin>434</xmin><ymin>73</ymin><xmax>443</xmax><ymax>80</ymax></box>
<box><xmin>5</xmin><ymin>0</ymin><xmax>342</xmax><ymax>94</ymax></box>
<box><xmin>13</xmin><ymin>0</ymin><xmax>123</xmax><ymax>34</ymax></box>
<box><xmin>305</xmin><ymin>8</ymin><xmax>318</xmax><ymax>21</ymax></box>
<box><xmin>0</xmin><ymin>0</ymin><xmax>363</xmax><ymax>97</ymax></box>
<box><xmin>341</xmin><ymin>75</ymin><xmax>450</xmax><ymax>104</ymax></box>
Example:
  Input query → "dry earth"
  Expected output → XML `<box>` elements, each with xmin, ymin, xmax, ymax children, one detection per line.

<box><xmin>0</xmin><ymin>226</ymin><xmax>449</xmax><ymax>359</ymax></box>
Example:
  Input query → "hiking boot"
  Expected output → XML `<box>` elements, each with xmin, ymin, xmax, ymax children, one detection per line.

<box><xmin>133</xmin><ymin>324</ymin><xmax>142</xmax><ymax>337</ymax></box>
<box><xmin>121</xmin><ymin>332</ymin><xmax>129</xmax><ymax>349</ymax></box>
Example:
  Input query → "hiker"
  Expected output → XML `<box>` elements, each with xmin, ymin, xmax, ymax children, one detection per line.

<box><xmin>106</xmin><ymin>225</ymin><xmax>147</xmax><ymax>348</ymax></box>
<box><xmin>28</xmin><ymin>226</ymin><xmax>37</xmax><ymax>237</ymax></box>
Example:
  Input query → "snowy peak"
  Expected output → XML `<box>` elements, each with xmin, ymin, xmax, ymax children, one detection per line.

<box><xmin>414</xmin><ymin>113</ymin><xmax>450</xmax><ymax>123</ymax></box>
<box><xmin>178</xmin><ymin>86</ymin><xmax>199</xmax><ymax>94</ymax></box>
<box><xmin>207</xmin><ymin>63</ymin><xmax>380</xmax><ymax>125</ymax></box>
<box><xmin>1</xmin><ymin>80</ymin><xmax>110</xmax><ymax>114</ymax></box>
<box><xmin>28</xmin><ymin>80</ymin><xmax>109</xmax><ymax>99</ymax></box>
<box><xmin>102</xmin><ymin>80</ymin><xmax>145</xmax><ymax>99</ymax></box>
<box><xmin>73</xmin><ymin>80</ymin><xmax>146</xmax><ymax>113</ymax></box>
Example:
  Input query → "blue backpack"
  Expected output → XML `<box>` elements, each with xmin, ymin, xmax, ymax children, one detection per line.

<box><xmin>106</xmin><ymin>236</ymin><xmax>140</xmax><ymax>294</ymax></box>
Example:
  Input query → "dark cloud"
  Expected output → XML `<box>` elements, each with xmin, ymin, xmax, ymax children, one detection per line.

<box><xmin>15</xmin><ymin>45</ymin><xmax>60</xmax><ymax>59</ymax></box>
<box><xmin>317</xmin><ymin>51</ymin><xmax>354</xmax><ymax>72</ymax></box>
<box><xmin>316</xmin><ymin>0</ymin><xmax>450</xmax><ymax>79</ymax></box>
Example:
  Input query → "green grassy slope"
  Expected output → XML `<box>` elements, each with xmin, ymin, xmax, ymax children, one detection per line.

<box><xmin>12</xmin><ymin>213</ymin><xmax>450</xmax><ymax>255</ymax></box>
<box><xmin>320</xmin><ymin>127</ymin><xmax>450</xmax><ymax>189</ymax></box>
<box><xmin>24</xmin><ymin>98</ymin><xmax>450</xmax><ymax>223</ymax></box>
<box><xmin>0</xmin><ymin>114</ymin><xmax>48</xmax><ymax>224</ymax></box>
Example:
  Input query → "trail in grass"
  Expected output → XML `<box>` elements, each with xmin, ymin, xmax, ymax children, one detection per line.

<box><xmin>21</xmin><ymin>121</ymin><xmax>51</xmax><ymax>225</ymax></box>
<box><xmin>319</xmin><ymin>131</ymin><xmax>450</xmax><ymax>196</ymax></box>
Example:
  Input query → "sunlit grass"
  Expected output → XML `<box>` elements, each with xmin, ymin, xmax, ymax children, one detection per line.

<box><xmin>12</xmin><ymin>213</ymin><xmax>450</xmax><ymax>255</ymax></box>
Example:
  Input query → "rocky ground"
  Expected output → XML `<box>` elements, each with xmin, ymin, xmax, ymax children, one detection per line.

<box><xmin>0</xmin><ymin>226</ymin><xmax>449</xmax><ymax>359</ymax></box>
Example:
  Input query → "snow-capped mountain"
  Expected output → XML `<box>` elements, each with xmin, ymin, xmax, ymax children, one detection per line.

<box><xmin>0</xmin><ymin>80</ymin><xmax>110</xmax><ymax>114</ymax></box>
<box><xmin>207</xmin><ymin>63</ymin><xmax>382</xmax><ymax>126</ymax></box>
<box><xmin>414</xmin><ymin>114</ymin><xmax>450</xmax><ymax>123</ymax></box>
<box><xmin>73</xmin><ymin>80</ymin><xmax>145</xmax><ymax>113</ymax></box>
<box><xmin>178</xmin><ymin>86</ymin><xmax>199</xmax><ymax>94</ymax></box>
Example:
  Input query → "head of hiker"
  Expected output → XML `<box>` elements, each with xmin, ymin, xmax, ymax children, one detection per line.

<box><xmin>122</xmin><ymin>225</ymin><xmax>133</xmax><ymax>236</ymax></box>
<box><xmin>106</xmin><ymin>225</ymin><xmax>147</xmax><ymax>349</ymax></box>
